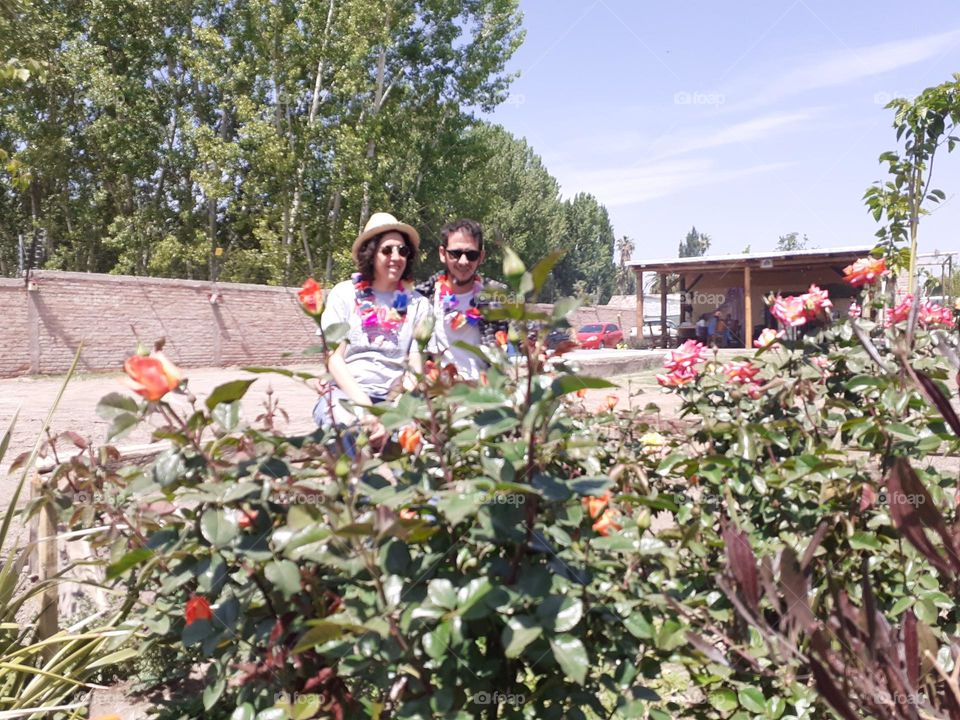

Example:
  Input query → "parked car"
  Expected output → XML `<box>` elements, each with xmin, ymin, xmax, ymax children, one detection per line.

<box><xmin>637</xmin><ymin>319</ymin><xmax>678</xmax><ymax>342</ymax></box>
<box><xmin>546</xmin><ymin>328</ymin><xmax>574</xmax><ymax>350</ymax></box>
<box><xmin>576</xmin><ymin>323</ymin><xmax>623</xmax><ymax>349</ymax></box>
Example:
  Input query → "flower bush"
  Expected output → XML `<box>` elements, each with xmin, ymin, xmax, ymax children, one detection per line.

<box><xmin>41</xmin><ymin>253</ymin><xmax>960</xmax><ymax>719</ymax></box>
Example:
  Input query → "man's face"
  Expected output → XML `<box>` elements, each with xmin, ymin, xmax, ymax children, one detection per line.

<box><xmin>440</xmin><ymin>229</ymin><xmax>484</xmax><ymax>287</ymax></box>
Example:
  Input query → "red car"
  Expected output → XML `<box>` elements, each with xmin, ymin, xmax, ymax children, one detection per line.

<box><xmin>576</xmin><ymin>323</ymin><xmax>623</xmax><ymax>349</ymax></box>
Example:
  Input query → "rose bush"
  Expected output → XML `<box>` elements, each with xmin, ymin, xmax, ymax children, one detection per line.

<box><xmin>40</xmin><ymin>252</ymin><xmax>960</xmax><ymax>720</ymax></box>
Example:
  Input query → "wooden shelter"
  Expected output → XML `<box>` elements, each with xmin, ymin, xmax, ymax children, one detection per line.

<box><xmin>630</xmin><ymin>245</ymin><xmax>874</xmax><ymax>349</ymax></box>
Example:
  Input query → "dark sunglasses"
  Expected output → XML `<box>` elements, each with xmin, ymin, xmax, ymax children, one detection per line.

<box><xmin>379</xmin><ymin>245</ymin><xmax>411</xmax><ymax>258</ymax></box>
<box><xmin>446</xmin><ymin>248</ymin><xmax>481</xmax><ymax>262</ymax></box>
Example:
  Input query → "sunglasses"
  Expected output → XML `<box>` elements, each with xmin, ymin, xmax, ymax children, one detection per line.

<box><xmin>379</xmin><ymin>245</ymin><xmax>411</xmax><ymax>258</ymax></box>
<box><xmin>446</xmin><ymin>248</ymin><xmax>481</xmax><ymax>262</ymax></box>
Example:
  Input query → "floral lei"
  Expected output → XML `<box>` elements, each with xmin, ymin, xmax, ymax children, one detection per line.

<box><xmin>353</xmin><ymin>273</ymin><xmax>410</xmax><ymax>331</ymax></box>
<box><xmin>438</xmin><ymin>274</ymin><xmax>484</xmax><ymax>330</ymax></box>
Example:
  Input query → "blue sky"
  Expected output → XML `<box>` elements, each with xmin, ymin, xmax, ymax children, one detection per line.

<box><xmin>488</xmin><ymin>0</ymin><xmax>960</xmax><ymax>263</ymax></box>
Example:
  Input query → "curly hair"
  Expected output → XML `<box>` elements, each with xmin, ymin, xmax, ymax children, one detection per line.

<box><xmin>355</xmin><ymin>232</ymin><xmax>417</xmax><ymax>282</ymax></box>
<box><xmin>440</xmin><ymin>219</ymin><xmax>483</xmax><ymax>251</ymax></box>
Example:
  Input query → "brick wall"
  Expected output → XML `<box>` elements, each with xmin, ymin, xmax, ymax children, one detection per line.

<box><xmin>0</xmin><ymin>278</ymin><xmax>31</xmax><ymax>376</ymax></box>
<box><xmin>0</xmin><ymin>271</ymin><xmax>318</xmax><ymax>378</ymax></box>
<box><xmin>0</xmin><ymin>271</ymin><xmax>642</xmax><ymax>378</ymax></box>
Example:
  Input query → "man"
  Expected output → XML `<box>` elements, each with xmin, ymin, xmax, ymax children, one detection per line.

<box><xmin>416</xmin><ymin>219</ymin><xmax>506</xmax><ymax>380</ymax></box>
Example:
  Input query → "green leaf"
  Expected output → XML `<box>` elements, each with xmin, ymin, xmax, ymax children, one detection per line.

<box><xmin>738</xmin><ymin>686</ymin><xmax>765</xmax><ymax>713</ymax></box>
<box><xmin>765</xmin><ymin>696</ymin><xmax>786</xmax><ymax>718</ymax></box>
<box><xmin>291</xmin><ymin>695</ymin><xmax>322</xmax><ymax>720</ymax></box>
<box><xmin>106</xmin><ymin>412</ymin><xmax>139</xmax><ymax>442</ymax></box>
<box><xmin>265</xmin><ymin>560</ymin><xmax>301</xmax><ymax>599</ymax></box>
<box><xmin>537</xmin><ymin>596</ymin><xmax>583</xmax><ymax>632</ymax></box>
<box><xmin>106</xmin><ymin>548</ymin><xmax>153</xmax><ymax>579</ymax></box>
<box><xmin>456</xmin><ymin>578</ymin><xmax>493</xmax><ymax>618</ymax></box>
<box><xmin>551</xmin><ymin>375</ymin><xmax>617</xmax><ymax>397</ymax></box>
<box><xmin>212</xmin><ymin>401</ymin><xmax>241</xmax><ymax>431</ymax></box>
<box><xmin>205</xmin><ymin>379</ymin><xmax>256</xmax><ymax>410</ymax></box>
<box><xmin>531</xmin><ymin>250</ymin><xmax>564</xmax><ymax>294</ymax></box>
<box><xmin>153</xmin><ymin>450</ymin><xmax>186</xmax><ymax>487</ymax></box>
<box><xmin>708</xmin><ymin>688</ymin><xmax>738</xmax><ymax>713</ymax></box>
<box><xmin>201</xmin><ymin>509</ymin><xmax>239</xmax><ymax>547</ymax></box>
<box><xmin>96</xmin><ymin>392</ymin><xmax>139</xmax><ymax>419</ymax></box>
<box><xmin>203</xmin><ymin>675</ymin><xmax>226</xmax><ymax>710</ymax></box>
<box><xmin>182</xmin><ymin>618</ymin><xmax>212</xmax><ymax>647</ymax></box>
<box><xmin>502</xmin><ymin>615</ymin><xmax>543</xmax><ymax>658</ymax></box>
<box><xmin>423</xmin><ymin>620</ymin><xmax>451</xmax><ymax>659</ymax></box>
<box><xmin>502</xmin><ymin>247</ymin><xmax>526</xmax><ymax>279</ymax></box>
<box><xmin>849</xmin><ymin>532</ymin><xmax>881</xmax><ymax>550</ymax></box>
<box><xmin>231</xmin><ymin>703</ymin><xmax>255</xmax><ymax>720</ymax></box>
<box><xmin>550</xmin><ymin>635</ymin><xmax>588</xmax><ymax>685</ymax></box>
<box><xmin>427</xmin><ymin>578</ymin><xmax>457</xmax><ymax>610</ymax></box>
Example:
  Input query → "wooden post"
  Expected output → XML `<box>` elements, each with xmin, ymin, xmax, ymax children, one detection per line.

<box><xmin>635</xmin><ymin>271</ymin><xmax>643</xmax><ymax>343</ymax></box>
<box><xmin>744</xmin><ymin>265</ymin><xmax>753</xmax><ymax>350</ymax></box>
<box><xmin>30</xmin><ymin>472</ymin><xmax>59</xmax><ymax>650</ymax></box>
<box><xmin>660</xmin><ymin>274</ymin><xmax>668</xmax><ymax>347</ymax></box>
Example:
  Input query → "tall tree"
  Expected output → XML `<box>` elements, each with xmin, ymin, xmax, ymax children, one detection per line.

<box><xmin>679</xmin><ymin>226</ymin><xmax>710</xmax><ymax>257</ymax></box>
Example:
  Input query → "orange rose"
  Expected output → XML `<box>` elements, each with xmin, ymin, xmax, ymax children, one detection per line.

<box><xmin>185</xmin><ymin>595</ymin><xmax>212</xmax><ymax>625</ymax></box>
<box><xmin>842</xmin><ymin>256</ymin><xmax>887</xmax><ymax>287</ymax></box>
<box><xmin>123</xmin><ymin>352</ymin><xmax>182</xmax><ymax>402</ymax></box>
<box><xmin>582</xmin><ymin>492</ymin><xmax>610</xmax><ymax>519</ymax></box>
<box><xmin>575</xmin><ymin>388</ymin><xmax>587</xmax><ymax>398</ymax></box>
<box><xmin>399</xmin><ymin>508</ymin><xmax>418</xmax><ymax>520</ymax></box>
<box><xmin>298</xmin><ymin>278</ymin><xmax>324</xmax><ymax>317</ymax></box>
<box><xmin>238</xmin><ymin>509</ymin><xmax>259</xmax><ymax>529</ymax></box>
<box><xmin>398</xmin><ymin>424</ymin><xmax>422</xmax><ymax>453</ymax></box>
<box><xmin>593</xmin><ymin>508</ymin><xmax>622</xmax><ymax>536</ymax></box>
<box><xmin>604</xmin><ymin>394</ymin><xmax>619</xmax><ymax>410</ymax></box>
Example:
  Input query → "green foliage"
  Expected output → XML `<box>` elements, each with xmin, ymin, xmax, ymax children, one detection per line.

<box><xmin>775</xmin><ymin>232</ymin><xmax>808</xmax><ymax>251</ymax></box>
<box><xmin>863</xmin><ymin>74</ymin><xmax>960</xmax><ymax>287</ymax></box>
<box><xmin>678</xmin><ymin>225</ymin><xmax>710</xmax><ymax>258</ymax></box>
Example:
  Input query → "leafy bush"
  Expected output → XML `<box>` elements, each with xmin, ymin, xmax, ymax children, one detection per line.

<box><xmin>49</xmin><ymin>252</ymin><xmax>960</xmax><ymax>720</ymax></box>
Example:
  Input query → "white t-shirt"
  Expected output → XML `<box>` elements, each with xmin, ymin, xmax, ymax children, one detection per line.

<box><xmin>429</xmin><ymin>286</ymin><xmax>485</xmax><ymax>381</ymax></box>
<box><xmin>320</xmin><ymin>279</ymin><xmax>431</xmax><ymax>398</ymax></box>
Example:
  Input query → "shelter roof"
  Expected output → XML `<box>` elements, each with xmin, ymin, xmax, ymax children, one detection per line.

<box><xmin>629</xmin><ymin>245</ymin><xmax>875</xmax><ymax>274</ymax></box>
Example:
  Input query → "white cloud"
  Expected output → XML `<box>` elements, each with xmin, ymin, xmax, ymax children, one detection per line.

<box><xmin>653</xmin><ymin>110</ymin><xmax>819</xmax><ymax>157</ymax></box>
<box><xmin>752</xmin><ymin>28</ymin><xmax>960</xmax><ymax>105</ymax></box>
<box><xmin>554</xmin><ymin>158</ymin><xmax>792</xmax><ymax>206</ymax></box>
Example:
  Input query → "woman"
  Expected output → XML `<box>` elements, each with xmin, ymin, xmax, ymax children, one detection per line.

<box><xmin>314</xmin><ymin>212</ymin><xmax>432</xmax><ymax>447</ymax></box>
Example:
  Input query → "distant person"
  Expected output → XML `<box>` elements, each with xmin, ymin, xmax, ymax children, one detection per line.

<box><xmin>696</xmin><ymin>313</ymin><xmax>709</xmax><ymax>343</ymax></box>
<box><xmin>416</xmin><ymin>219</ymin><xmax>507</xmax><ymax>381</ymax></box>
<box><xmin>314</xmin><ymin>212</ymin><xmax>432</xmax><ymax>447</ymax></box>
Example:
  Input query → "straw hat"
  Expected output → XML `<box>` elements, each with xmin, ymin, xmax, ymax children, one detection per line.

<box><xmin>352</xmin><ymin>212</ymin><xmax>420</xmax><ymax>263</ymax></box>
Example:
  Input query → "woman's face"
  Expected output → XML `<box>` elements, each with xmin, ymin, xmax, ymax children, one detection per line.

<box><xmin>374</xmin><ymin>231</ymin><xmax>409</xmax><ymax>285</ymax></box>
